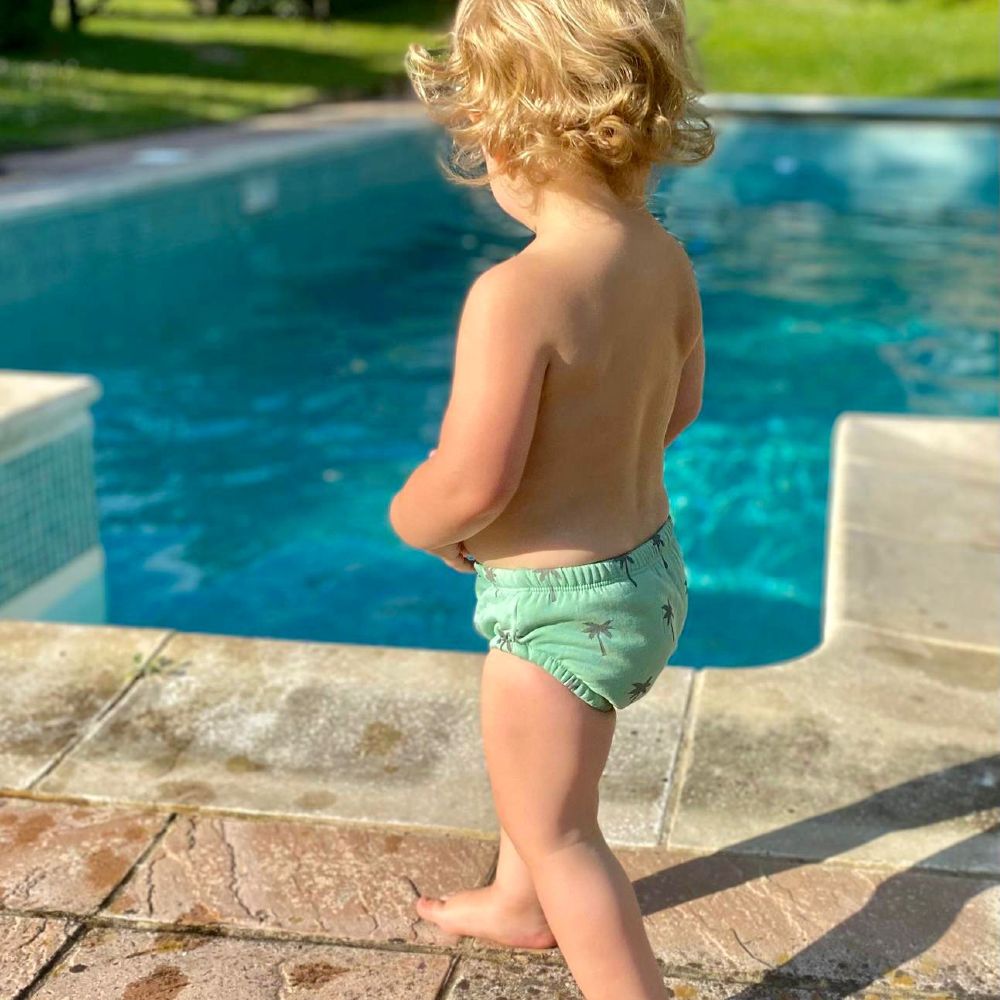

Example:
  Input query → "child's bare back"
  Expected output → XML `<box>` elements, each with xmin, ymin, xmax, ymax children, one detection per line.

<box><xmin>463</xmin><ymin>211</ymin><xmax>703</xmax><ymax>569</ymax></box>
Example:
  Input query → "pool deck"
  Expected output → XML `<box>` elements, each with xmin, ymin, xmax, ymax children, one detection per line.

<box><xmin>1</xmin><ymin>410</ymin><xmax>998</xmax><ymax>999</ymax></box>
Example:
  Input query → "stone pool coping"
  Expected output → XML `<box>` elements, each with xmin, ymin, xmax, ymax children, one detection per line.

<box><xmin>2</xmin><ymin>411</ymin><xmax>998</xmax><ymax>998</ymax></box>
<box><xmin>1</xmin><ymin>91</ymin><xmax>997</xmax><ymax>211</ymax></box>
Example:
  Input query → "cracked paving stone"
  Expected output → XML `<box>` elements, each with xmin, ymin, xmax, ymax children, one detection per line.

<box><xmin>502</xmin><ymin>846</ymin><xmax>996</xmax><ymax>998</ymax></box>
<box><xmin>107</xmin><ymin>813</ymin><xmax>498</xmax><ymax>946</ymax></box>
<box><xmin>0</xmin><ymin>913</ymin><xmax>78</xmax><ymax>996</ymax></box>
<box><xmin>30</xmin><ymin>924</ymin><xmax>451</xmax><ymax>999</ymax></box>
<box><xmin>443</xmin><ymin>954</ymin><xmax>840</xmax><ymax>999</ymax></box>
<box><xmin>0</xmin><ymin>797</ymin><xmax>167</xmax><ymax>912</ymax></box>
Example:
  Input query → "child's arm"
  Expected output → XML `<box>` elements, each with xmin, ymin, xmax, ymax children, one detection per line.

<box><xmin>664</xmin><ymin>289</ymin><xmax>704</xmax><ymax>449</ymax></box>
<box><xmin>389</xmin><ymin>260</ymin><xmax>551</xmax><ymax>552</ymax></box>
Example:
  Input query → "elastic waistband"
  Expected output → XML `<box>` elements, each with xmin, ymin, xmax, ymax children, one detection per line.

<box><xmin>472</xmin><ymin>515</ymin><xmax>676</xmax><ymax>590</ymax></box>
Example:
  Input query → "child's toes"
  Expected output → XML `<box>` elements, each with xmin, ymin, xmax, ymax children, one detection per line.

<box><xmin>415</xmin><ymin>895</ymin><xmax>445</xmax><ymax>919</ymax></box>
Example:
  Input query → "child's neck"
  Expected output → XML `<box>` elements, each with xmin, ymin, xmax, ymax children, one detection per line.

<box><xmin>525</xmin><ymin>173</ymin><xmax>651</xmax><ymax>240</ymax></box>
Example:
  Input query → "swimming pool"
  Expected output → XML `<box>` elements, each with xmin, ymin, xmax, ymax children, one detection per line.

<box><xmin>1</xmin><ymin>116</ymin><xmax>996</xmax><ymax>667</ymax></box>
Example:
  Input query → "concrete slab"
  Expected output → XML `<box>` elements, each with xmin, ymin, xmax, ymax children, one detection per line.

<box><xmin>0</xmin><ymin>369</ymin><xmax>100</xmax><ymax>458</ymax></box>
<box><xmin>0</xmin><ymin>620</ymin><xmax>169</xmax><ymax>789</ymax></box>
<box><xmin>106</xmin><ymin>813</ymin><xmax>496</xmax><ymax>948</ymax></box>
<box><xmin>667</xmin><ymin>623</ymin><xmax>1000</xmax><ymax>872</ymax></box>
<box><xmin>0</xmin><ymin>797</ymin><xmax>168</xmax><ymax>913</ymax></box>
<box><xmin>600</xmin><ymin>666</ymin><xmax>694</xmax><ymax>845</ymax></box>
<box><xmin>825</xmin><ymin>414</ymin><xmax>1000</xmax><ymax>649</ymax></box>
<box><xmin>0</xmin><ymin>913</ymin><xmax>78</xmax><ymax>997</ymax></box>
<box><xmin>38</xmin><ymin>633</ymin><xmax>496</xmax><ymax>830</ymax></box>
<box><xmin>31</xmin><ymin>924</ymin><xmax>452</xmax><ymax>1000</ymax></box>
<box><xmin>830</xmin><ymin>526</ymin><xmax>1000</xmax><ymax>649</ymax></box>
<box><xmin>833</xmin><ymin>412</ymin><xmax>1000</xmax><ymax>483</ymax></box>
<box><xmin>39</xmin><ymin>631</ymin><xmax>692</xmax><ymax>845</ymax></box>
<box><xmin>839</xmin><ymin>458</ymin><xmax>1000</xmax><ymax>550</ymax></box>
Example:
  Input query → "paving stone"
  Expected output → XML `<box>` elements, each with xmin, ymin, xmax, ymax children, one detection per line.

<box><xmin>623</xmin><ymin>847</ymin><xmax>997</xmax><ymax>996</ymax></box>
<box><xmin>464</xmin><ymin>849</ymin><xmax>998</xmax><ymax>996</ymax></box>
<box><xmin>39</xmin><ymin>632</ymin><xmax>691</xmax><ymax>844</ymax></box>
<box><xmin>668</xmin><ymin>623</ymin><xmax>1000</xmax><ymax>872</ymax></box>
<box><xmin>445</xmin><ymin>954</ymin><xmax>829</xmax><ymax>999</ymax></box>
<box><xmin>0</xmin><ymin>797</ymin><xmax>167</xmax><ymax>912</ymax></box>
<box><xmin>31</xmin><ymin>924</ymin><xmax>451</xmax><ymax>1000</ymax></box>
<box><xmin>107</xmin><ymin>813</ymin><xmax>496</xmax><ymax>947</ymax></box>
<box><xmin>0</xmin><ymin>913</ymin><xmax>78</xmax><ymax>997</ymax></box>
<box><xmin>0</xmin><ymin>620</ymin><xmax>168</xmax><ymax>789</ymax></box>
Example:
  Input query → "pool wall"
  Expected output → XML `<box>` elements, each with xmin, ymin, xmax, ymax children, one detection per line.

<box><xmin>0</xmin><ymin>370</ymin><xmax>105</xmax><ymax>623</ymax></box>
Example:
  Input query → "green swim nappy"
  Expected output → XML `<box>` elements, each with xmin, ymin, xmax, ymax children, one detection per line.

<box><xmin>472</xmin><ymin>515</ymin><xmax>689</xmax><ymax>712</ymax></box>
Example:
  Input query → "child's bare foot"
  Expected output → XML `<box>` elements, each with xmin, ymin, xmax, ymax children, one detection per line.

<box><xmin>415</xmin><ymin>883</ymin><xmax>557</xmax><ymax>949</ymax></box>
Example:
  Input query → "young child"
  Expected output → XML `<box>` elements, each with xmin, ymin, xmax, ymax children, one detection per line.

<box><xmin>389</xmin><ymin>2</ymin><xmax>713</xmax><ymax>997</ymax></box>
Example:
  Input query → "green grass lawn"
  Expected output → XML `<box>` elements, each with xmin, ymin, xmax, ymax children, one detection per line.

<box><xmin>0</xmin><ymin>0</ymin><xmax>996</xmax><ymax>153</ymax></box>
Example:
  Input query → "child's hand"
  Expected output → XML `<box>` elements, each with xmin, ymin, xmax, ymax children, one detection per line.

<box><xmin>426</xmin><ymin>540</ymin><xmax>476</xmax><ymax>573</ymax></box>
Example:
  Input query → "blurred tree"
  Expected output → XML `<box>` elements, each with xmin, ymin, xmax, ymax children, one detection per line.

<box><xmin>188</xmin><ymin>0</ymin><xmax>373</xmax><ymax>17</ymax></box>
<box><xmin>0</xmin><ymin>0</ymin><xmax>54</xmax><ymax>49</ymax></box>
<box><xmin>65</xmin><ymin>0</ymin><xmax>112</xmax><ymax>29</ymax></box>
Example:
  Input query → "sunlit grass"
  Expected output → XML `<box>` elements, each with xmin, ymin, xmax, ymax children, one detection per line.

<box><xmin>0</xmin><ymin>0</ymin><xmax>996</xmax><ymax>152</ymax></box>
<box><xmin>687</xmin><ymin>0</ymin><xmax>999</xmax><ymax>98</ymax></box>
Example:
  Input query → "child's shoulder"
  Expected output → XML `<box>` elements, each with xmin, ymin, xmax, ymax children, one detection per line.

<box><xmin>463</xmin><ymin>252</ymin><xmax>563</xmax><ymax>329</ymax></box>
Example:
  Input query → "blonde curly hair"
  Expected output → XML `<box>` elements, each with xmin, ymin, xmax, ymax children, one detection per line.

<box><xmin>405</xmin><ymin>0</ymin><xmax>715</xmax><ymax>202</ymax></box>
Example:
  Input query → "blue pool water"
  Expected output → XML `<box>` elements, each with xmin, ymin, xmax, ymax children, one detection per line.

<box><xmin>1</xmin><ymin>117</ymin><xmax>997</xmax><ymax>667</ymax></box>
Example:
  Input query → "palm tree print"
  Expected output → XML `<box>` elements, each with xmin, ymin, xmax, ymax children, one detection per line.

<box><xmin>581</xmin><ymin>619</ymin><xmax>614</xmax><ymax>655</ymax></box>
<box><xmin>494</xmin><ymin>626</ymin><xmax>518</xmax><ymax>653</ymax></box>
<box><xmin>650</xmin><ymin>532</ymin><xmax>670</xmax><ymax>572</ymax></box>
<box><xmin>662</xmin><ymin>601</ymin><xmax>675</xmax><ymax>640</ymax></box>
<box><xmin>533</xmin><ymin>567</ymin><xmax>561</xmax><ymax>603</ymax></box>
<box><xmin>627</xmin><ymin>676</ymin><xmax>653</xmax><ymax>704</ymax></box>
<box><xmin>480</xmin><ymin>563</ymin><xmax>501</xmax><ymax>596</ymax></box>
<box><xmin>615</xmin><ymin>554</ymin><xmax>638</xmax><ymax>588</ymax></box>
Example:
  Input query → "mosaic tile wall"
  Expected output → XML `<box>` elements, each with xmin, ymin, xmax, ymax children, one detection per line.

<box><xmin>0</xmin><ymin>420</ymin><xmax>100</xmax><ymax>606</ymax></box>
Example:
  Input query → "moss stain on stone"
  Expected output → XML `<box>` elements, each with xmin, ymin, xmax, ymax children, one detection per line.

<box><xmin>356</xmin><ymin>721</ymin><xmax>403</xmax><ymax>757</ymax></box>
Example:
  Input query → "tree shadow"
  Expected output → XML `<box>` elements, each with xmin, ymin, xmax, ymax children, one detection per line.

<box><xmin>913</xmin><ymin>76</ymin><xmax>1000</xmax><ymax>100</ymax></box>
<box><xmin>0</xmin><ymin>29</ymin><xmax>411</xmax><ymax>152</ymax></box>
<box><xmin>12</xmin><ymin>30</ymin><xmax>398</xmax><ymax>90</ymax></box>
<box><xmin>51</xmin><ymin>0</ymin><xmax>455</xmax><ymax>28</ymax></box>
<box><xmin>723</xmin><ymin>828</ymin><xmax>999</xmax><ymax>999</ymax></box>
<box><xmin>633</xmin><ymin>755</ymin><xmax>1000</xmax><ymax>993</ymax></box>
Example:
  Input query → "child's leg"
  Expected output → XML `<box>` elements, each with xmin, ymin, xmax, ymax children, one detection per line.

<box><xmin>494</xmin><ymin>824</ymin><xmax>545</xmax><ymax>908</ymax></box>
<box><xmin>480</xmin><ymin>647</ymin><xmax>670</xmax><ymax>1000</ymax></box>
